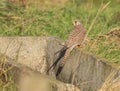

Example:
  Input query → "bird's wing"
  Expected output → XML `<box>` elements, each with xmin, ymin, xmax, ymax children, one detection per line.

<box><xmin>66</xmin><ymin>25</ymin><xmax>86</xmax><ymax>47</ymax></box>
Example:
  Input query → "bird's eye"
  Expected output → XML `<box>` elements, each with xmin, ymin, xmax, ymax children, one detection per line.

<box><xmin>73</xmin><ymin>20</ymin><xmax>80</xmax><ymax>26</ymax></box>
<box><xmin>75</xmin><ymin>21</ymin><xmax>77</xmax><ymax>24</ymax></box>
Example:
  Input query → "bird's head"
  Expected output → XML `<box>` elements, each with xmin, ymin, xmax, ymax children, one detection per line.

<box><xmin>73</xmin><ymin>20</ymin><xmax>81</xmax><ymax>26</ymax></box>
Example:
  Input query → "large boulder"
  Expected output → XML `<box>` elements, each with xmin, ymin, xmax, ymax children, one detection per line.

<box><xmin>0</xmin><ymin>36</ymin><xmax>120</xmax><ymax>91</ymax></box>
<box><xmin>0</xmin><ymin>37</ymin><xmax>62</xmax><ymax>75</ymax></box>
<box><xmin>55</xmin><ymin>49</ymin><xmax>120</xmax><ymax>91</ymax></box>
<box><xmin>11</xmin><ymin>65</ymin><xmax>80</xmax><ymax>91</ymax></box>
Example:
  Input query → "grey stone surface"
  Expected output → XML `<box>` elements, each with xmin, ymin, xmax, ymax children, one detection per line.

<box><xmin>0</xmin><ymin>36</ymin><xmax>120</xmax><ymax>91</ymax></box>
<box><xmin>11</xmin><ymin>66</ymin><xmax>80</xmax><ymax>91</ymax></box>
<box><xmin>56</xmin><ymin>49</ymin><xmax>120</xmax><ymax>91</ymax></box>
<box><xmin>0</xmin><ymin>36</ymin><xmax>62</xmax><ymax>74</ymax></box>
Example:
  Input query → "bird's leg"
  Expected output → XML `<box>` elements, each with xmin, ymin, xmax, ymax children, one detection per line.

<box><xmin>76</xmin><ymin>43</ymin><xmax>85</xmax><ymax>49</ymax></box>
<box><xmin>76</xmin><ymin>45</ymin><xmax>83</xmax><ymax>48</ymax></box>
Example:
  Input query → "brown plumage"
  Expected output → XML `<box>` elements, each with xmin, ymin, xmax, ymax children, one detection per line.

<box><xmin>59</xmin><ymin>20</ymin><xmax>86</xmax><ymax>67</ymax></box>
<box><xmin>47</xmin><ymin>20</ymin><xmax>86</xmax><ymax>74</ymax></box>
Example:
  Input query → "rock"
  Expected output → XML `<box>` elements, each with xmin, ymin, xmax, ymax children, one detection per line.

<box><xmin>0</xmin><ymin>52</ymin><xmax>80</xmax><ymax>91</ymax></box>
<box><xmin>0</xmin><ymin>36</ymin><xmax>120</xmax><ymax>91</ymax></box>
<box><xmin>17</xmin><ymin>67</ymin><xmax>80</xmax><ymax>91</ymax></box>
<box><xmin>98</xmin><ymin>74</ymin><xmax>120</xmax><ymax>91</ymax></box>
<box><xmin>56</xmin><ymin>49</ymin><xmax>120</xmax><ymax>91</ymax></box>
<box><xmin>0</xmin><ymin>37</ymin><xmax>62</xmax><ymax>75</ymax></box>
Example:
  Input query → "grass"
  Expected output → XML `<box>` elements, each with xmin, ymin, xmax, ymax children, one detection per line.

<box><xmin>0</xmin><ymin>0</ymin><xmax>120</xmax><ymax>91</ymax></box>
<box><xmin>1</xmin><ymin>0</ymin><xmax>119</xmax><ymax>62</ymax></box>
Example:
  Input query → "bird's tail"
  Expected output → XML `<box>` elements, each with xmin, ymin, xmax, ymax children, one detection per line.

<box><xmin>56</xmin><ymin>48</ymin><xmax>71</xmax><ymax>76</ymax></box>
<box><xmin>47</xmin><ymin>46</ymin><xmax>68</xmax><ymax>73</ymax></box>
<box><xmin>56</xmin><ymin>44</ymin><xmax>77</xmax><ymax>76</ymax></box>
<box><xmin>59</xmin><ymin>48</ymin><xmax>71</xmax><ymax>67</ymax></box>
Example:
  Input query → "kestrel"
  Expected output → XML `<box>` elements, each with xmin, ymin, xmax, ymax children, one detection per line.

<box><xmin>47</xmin><ymin>20</ymin><xmax>86</xmax><ymax>74</ymax></box>
<box><xmin>59</xmin><ymin>20</ymin><xmax>86</xmax><ymax>67</ymax></box>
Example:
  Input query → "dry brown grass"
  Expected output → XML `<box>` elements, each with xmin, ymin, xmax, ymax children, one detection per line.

<box><xmin>98</xmin><ymin>66</ymin><xmax>120</xmax><ymax>91</ymax></box>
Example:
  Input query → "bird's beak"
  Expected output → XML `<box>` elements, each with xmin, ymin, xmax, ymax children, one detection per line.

<box><xmin>73</xmin><ymin>21</ymin><xmax>76</xmax><ymax>26</ymax></box>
